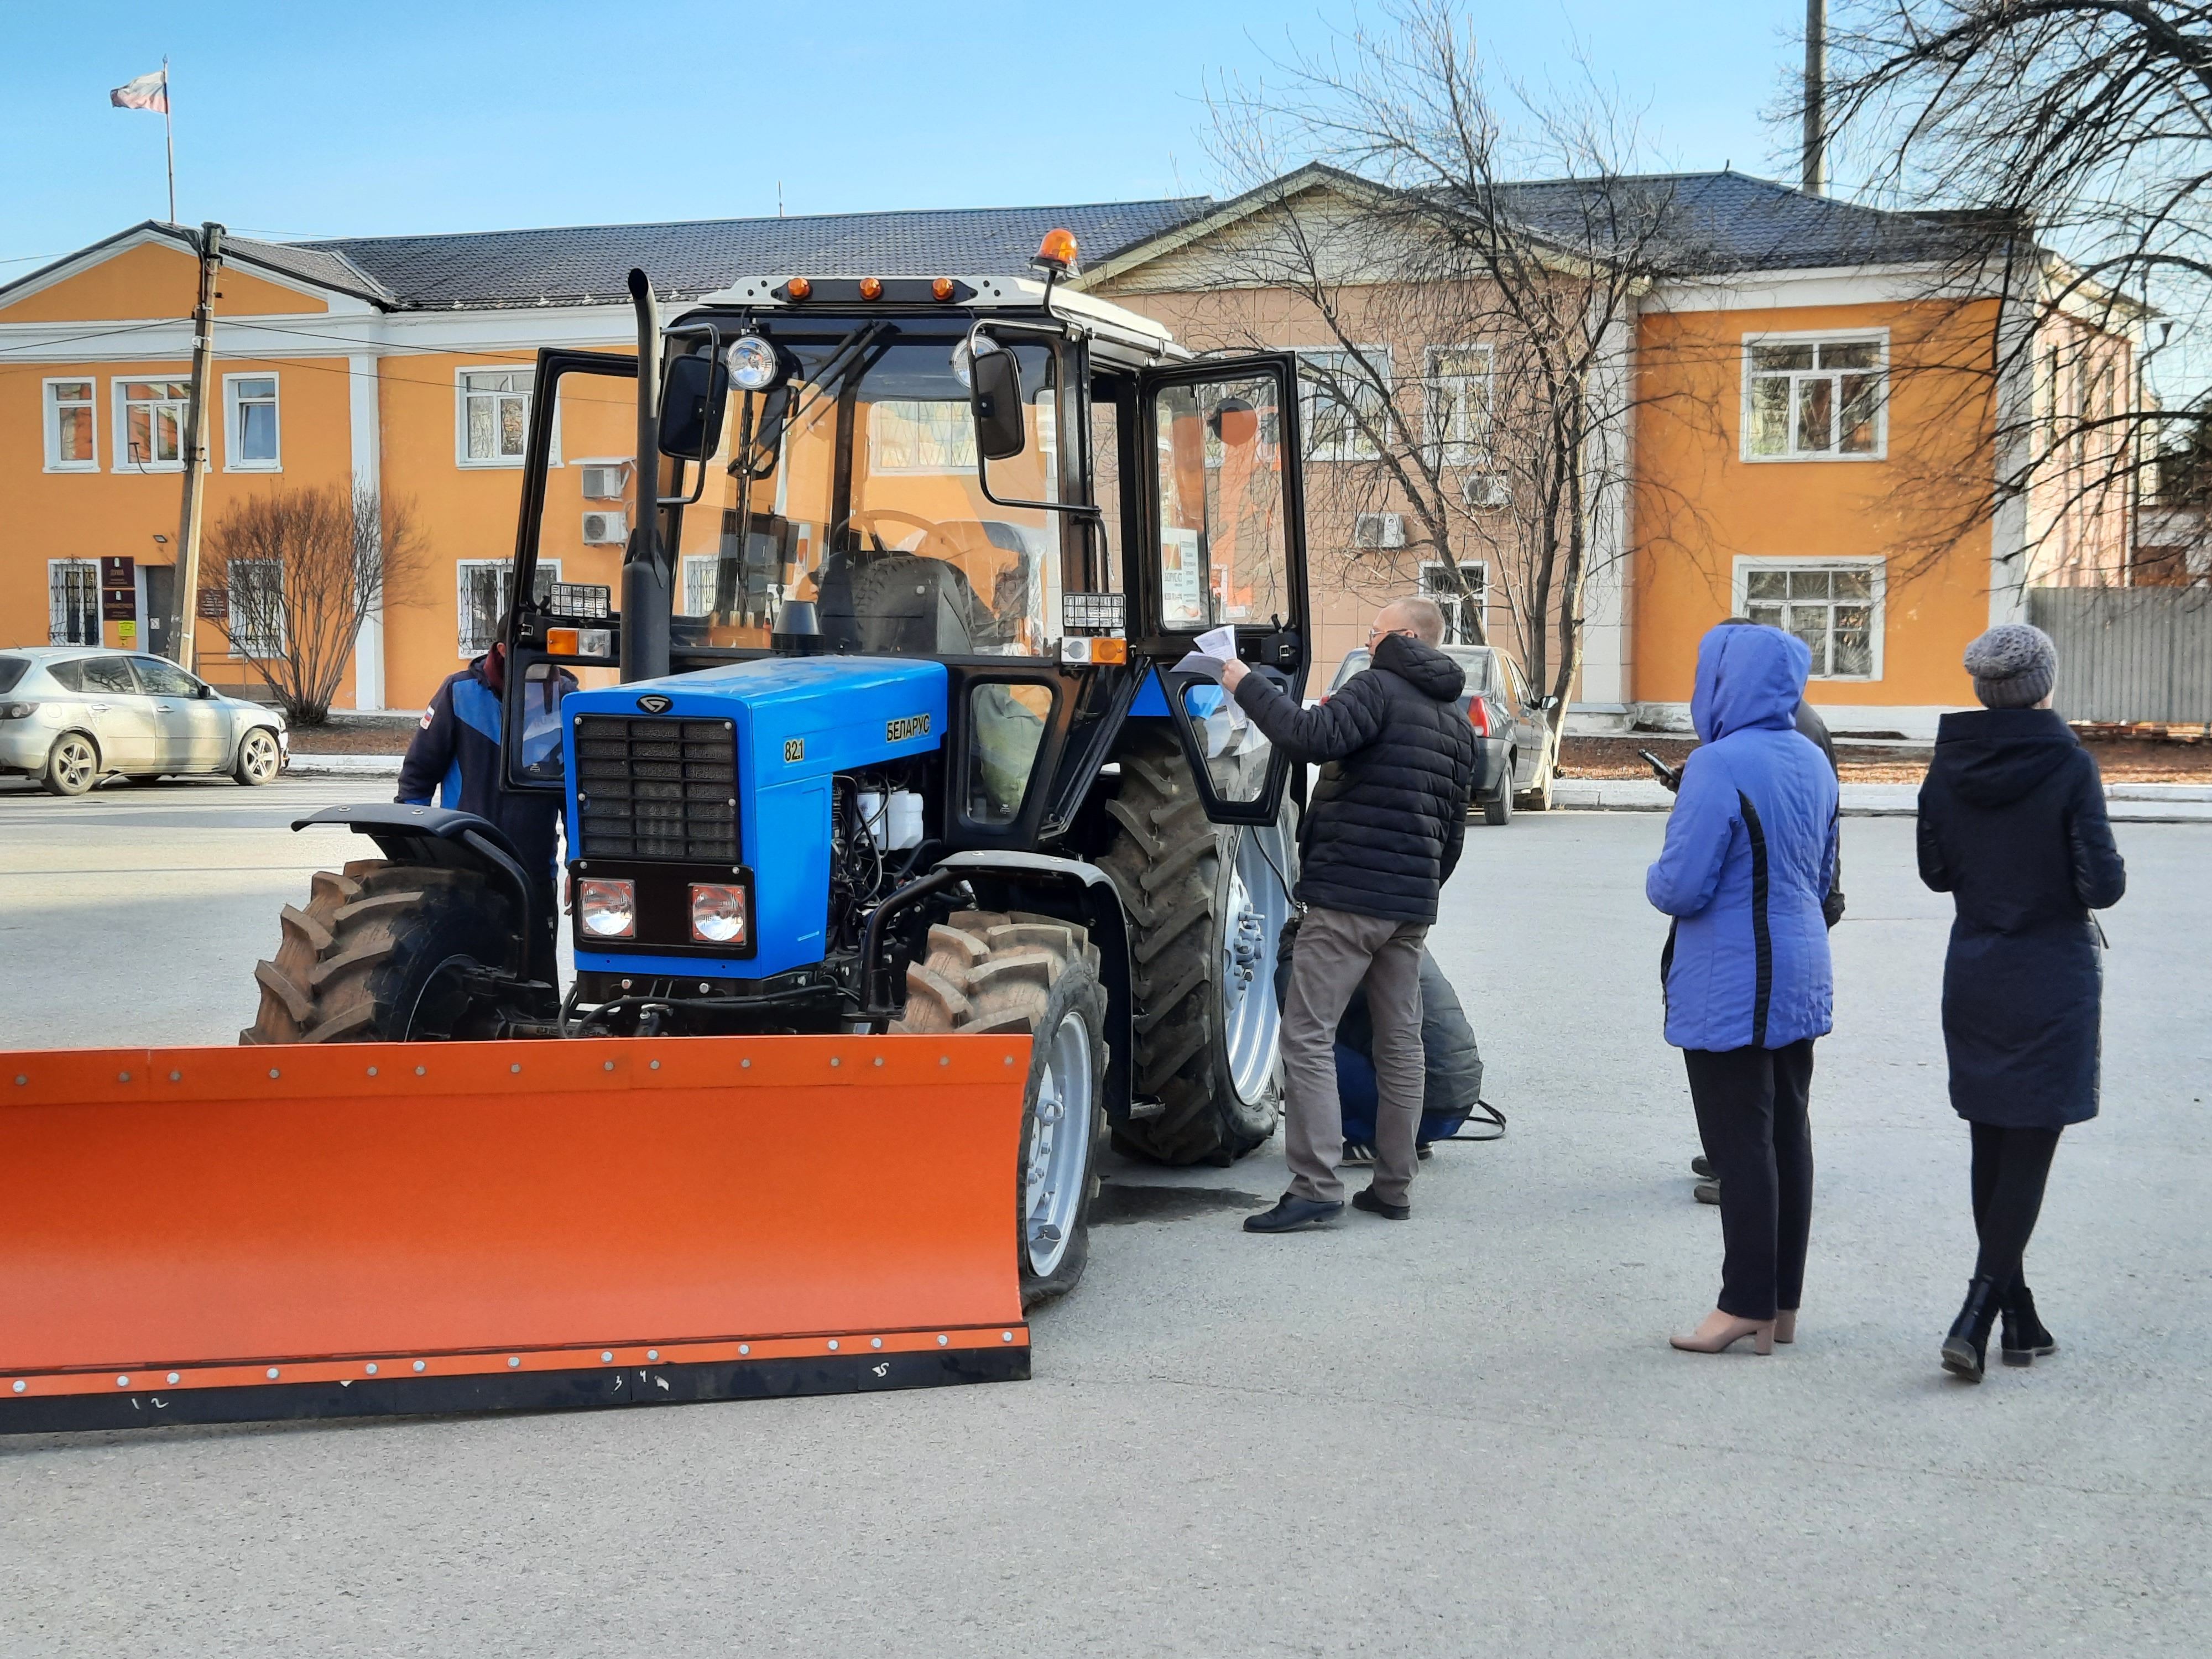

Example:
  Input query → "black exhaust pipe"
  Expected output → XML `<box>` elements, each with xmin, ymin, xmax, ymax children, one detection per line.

<box><xmin>622</xmin><ymin>268</ymin><xmax>671</xmax><ymax>684</ymax></box>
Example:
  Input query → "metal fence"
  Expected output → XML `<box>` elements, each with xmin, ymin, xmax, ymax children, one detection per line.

<box><xmin>2028</xmin><ymin>586</ymin><xmax>2212</xmax><ymax>726</ymax></box>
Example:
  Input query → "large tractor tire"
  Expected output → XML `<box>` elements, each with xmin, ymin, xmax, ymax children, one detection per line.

<box><xmin>241</xmin><ymin>860</ymin><xmax>518</xmax><ymax>1045</ymax></box>
<box><xmin>890</xmin><ymin>909</ymin><xmax>1108</xmax><ymax>1311</ymax></box>
<box><xmin>1098</xmin><ymin>728</ymin><xmax>1297</xmax><ymax>1167</ymax></box>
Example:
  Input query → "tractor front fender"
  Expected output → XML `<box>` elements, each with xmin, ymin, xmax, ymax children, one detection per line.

<box><xmin>291</xmin><ymin>804</ymin><xmax>537</xmax><ymax>979</ymax></box>
<box><xmin>934</xmin><ymin>851</ymin><xmax>1136</xmax><ymax>1126</ymax></box>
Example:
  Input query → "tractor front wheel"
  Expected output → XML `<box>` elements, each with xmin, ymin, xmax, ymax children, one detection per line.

<box><xmin>890</xmin><ymin>909</ymin><xmax>1108</xmax><ymax>1310</ymax></box>
<box><xmin>241</xmin><ymin>861</ymin><xmax>518</xmax><ymax>1044</ymax></box>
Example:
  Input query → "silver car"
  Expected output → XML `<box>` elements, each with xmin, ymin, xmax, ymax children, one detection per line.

<box><xmin>0</xmin><ymin>648</ymin><xmax>288</xmax><ymax>796</ymax></box>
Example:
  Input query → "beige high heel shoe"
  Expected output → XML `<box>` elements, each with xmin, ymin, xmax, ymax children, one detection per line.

<box><xmin>1775</xmin><ymin>1310</ymin><xmax>1797</xmax><ymax>1344</ymax></box>
<box><xmin>1670</xmin><ymin>1310</ymin><xmax>1776</xmax><ymax>1354</ymax></box>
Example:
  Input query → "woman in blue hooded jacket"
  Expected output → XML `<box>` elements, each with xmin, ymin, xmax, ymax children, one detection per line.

<box><xmin>1647</xmin><ymin>624</ymin><xmax>1839</xmax><ymax>1355</ymax></box>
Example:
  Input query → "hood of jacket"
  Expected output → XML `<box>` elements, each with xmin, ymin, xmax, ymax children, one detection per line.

<box><xmin>1691</xmin><ymin>624</ymin><xmax>1809</xmax><ymax>743</ymax></box>
<box><xmin>1930</xmin><ymin>707</ymin><xmax>2078</xmax><ymax>807</ymax></box>
<box><xmin>1374</xmin><ymin>631</ymin><xmax>1465</xmax><ymax>701</ymax></box>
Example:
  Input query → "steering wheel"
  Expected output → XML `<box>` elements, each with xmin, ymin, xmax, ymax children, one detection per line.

<box><xmin>830</xmin><ymin>508</ymin><xmax>963</xmax><ymax>562</ymax></box>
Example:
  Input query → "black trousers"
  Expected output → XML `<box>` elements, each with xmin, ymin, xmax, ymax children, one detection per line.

<box><xmin>1969</xmin><ymin>1122</ymin><xmax>2062</xmax><ymax>1293</ymax></box>
<box><xmin>1685</xmin><ymin>1040</ymin><xmax>1817</xmax><ymax>1321</ymax></box>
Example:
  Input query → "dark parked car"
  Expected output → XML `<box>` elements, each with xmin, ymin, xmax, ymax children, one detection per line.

<box><xmin>1324</xmin><ymin>643</ymin><xmax>1555</xmax><ymax>824</ymax></box>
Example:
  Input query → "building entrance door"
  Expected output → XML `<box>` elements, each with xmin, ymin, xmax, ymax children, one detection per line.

<box><xmin>142</xmin><ymin>565</ymin><xmax>175</xmax><ymax>660</ymax></box>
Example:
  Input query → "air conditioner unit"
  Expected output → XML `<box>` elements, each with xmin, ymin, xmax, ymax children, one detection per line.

<box><xmin>1353</xmin><ymin>512</ymin><xmax>1407</xmax><ymax>549</ymax></box>
<box><xmin>1462</xmin><ymin>473</ymin><xmax>1510</xmax><ymax>512</ymax></box>
<box><xmin>578</xmin><ymin>462</ymin><xmax>630</xmax><ymax>500</ymax></box>
<box><xmin>581</xmin><ymin>510</ymin><xmax>630</xmax><ymax>545</ymax></box>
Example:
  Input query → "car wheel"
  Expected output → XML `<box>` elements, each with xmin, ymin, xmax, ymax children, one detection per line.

<box><xmin>233</xmin><ymin>727</ymin><xmax>281</xmax><ymax>786</ymax></box>
<box><xmin>1484</xmin><ymin>757</ymin><xmax>1514</xmax><ymax>827</ymax></box>
<box><xmin>42</xmin><ymin>732</ymin><xmax>101</xmax><ymax>797</ymax></box>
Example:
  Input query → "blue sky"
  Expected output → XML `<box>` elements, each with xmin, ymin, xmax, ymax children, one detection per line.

<box><xmin>2</xmin><ymin>2</ymin><xmax>1811</xmax><ymax>266</ymax></box>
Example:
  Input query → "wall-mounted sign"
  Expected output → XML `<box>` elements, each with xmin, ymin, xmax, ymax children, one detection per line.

<box><xmin>102</xmin><ymin>586</ymin><xmax>138</xmax><ymax>621</ymax></box>
<box><xmin>100</xmin><ymin>555</ymin><xmax>135</xmax><ymax>587</ymax></box>
<box><xmin>196</xmin><ymin>590</ymin><xmax>228</xmax><ymax>619</ymax></box>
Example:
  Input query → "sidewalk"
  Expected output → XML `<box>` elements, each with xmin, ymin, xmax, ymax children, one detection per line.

<box><xmin>1553</xmin><ymin>777</ymin><xmax>2212</xmax><ymax>821</ymax></box>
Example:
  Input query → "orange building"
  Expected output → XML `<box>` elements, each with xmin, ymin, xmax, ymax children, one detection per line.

<box><xmin>0</xmin><ymin>202</ymin><xmax>1202</xmax><ymax>709</ymax></box>
<box><xmin>5</xmin><ymin>182</ymin><xmax>2133</xmax><ymax>737</ymax></box>
<box><xmin>1082</xmin><ymin>167</ymin><xmax>2141</xmax><ymax>736</ymax></box>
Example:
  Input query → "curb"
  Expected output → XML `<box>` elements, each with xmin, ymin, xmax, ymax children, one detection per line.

<box><xmin>284</xmin><ymin>755</ymin><xmax>404</xmax><ymax>777</ymax></box>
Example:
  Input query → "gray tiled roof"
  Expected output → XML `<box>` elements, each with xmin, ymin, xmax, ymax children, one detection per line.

<box><xmin>1489</xmin><ymin>170</ymin><xmax>1965</xmax><ymax>274</ymax></box>
<box><xmin>289</xmin><ymin>198</ymin><xmax>1214</xmax><ymax>311</ymax></box>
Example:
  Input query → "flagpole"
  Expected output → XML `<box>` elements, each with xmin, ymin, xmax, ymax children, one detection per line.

<box><xmin>163</xmin><ymin>58</ymin><xmax>175</xmax><ymax>223</ymax></box>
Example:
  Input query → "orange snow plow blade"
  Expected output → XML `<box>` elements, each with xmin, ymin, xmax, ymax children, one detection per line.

<box><xmin>0</xmin><ymin>1034</ymin><xmax>1030</xmax><ymax>1434</ymax></box>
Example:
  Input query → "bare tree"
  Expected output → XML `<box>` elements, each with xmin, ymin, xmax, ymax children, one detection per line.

<box><xmin>1817</xmin><ymin>2</ymin><xmax>2205</xmax><ymax>583</ymax></box>
<box><xmin>202</xmin><ymin>484</ymin><xmax>427</xmax><ymax>724</ymax></box>
<box><xmin>1191</xmin><ymin>2</ymin><xmax>1715</xmax><ymax>765</ymax></box>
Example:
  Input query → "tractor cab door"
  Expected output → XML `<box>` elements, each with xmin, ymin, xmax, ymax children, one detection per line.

<box><xmin>1131</xmin><ymin>354</ymin><xmax>1309</xmax><ymax>826</ymax></box>
<box><xmin>500</xmin><ymin>348</ymin><xmax>638</xmax><ymax>794</ymax></box>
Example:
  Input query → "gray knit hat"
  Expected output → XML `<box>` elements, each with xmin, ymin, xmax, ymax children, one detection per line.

<box><xmin>1963</xmin><ymin>623</ymin><xmax>2057</xmax><ymax>709</ymax></box>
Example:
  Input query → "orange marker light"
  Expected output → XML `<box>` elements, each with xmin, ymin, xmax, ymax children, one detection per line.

<box><xmin>785</xmin><ymin>276</ymin><xmax>812</xmax><ymax>300</ymax></box>
<box><xmin>1035</xmin><ymin>228</ymin><xmax>1078</xmax><ymax>272</ymax></box>
<box><xmin>858</xmin><ymin>276</ymin><xmax>884</xmax><ymax>301</ymax></box>
<box><xmin>931</xmin><ymin>276</ymin><xmax>956</xmax><ymax>301</ymax></box>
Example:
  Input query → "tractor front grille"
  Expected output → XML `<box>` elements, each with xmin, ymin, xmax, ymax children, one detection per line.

<box><xmin>573</xmin><ymin>715</ymin><xmax>739</xmax><ymax>863</ymax></box>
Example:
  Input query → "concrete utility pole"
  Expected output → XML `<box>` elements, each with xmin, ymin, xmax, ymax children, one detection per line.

<box><xmin>167</xmin><ymin>220</ymin><xmax>225</xmax><ymax>670</ymax></box>
<box><xmin>1802</xmin><ymin>0</ymin><xmax>1827</xmax><ymax>197</ymax></box>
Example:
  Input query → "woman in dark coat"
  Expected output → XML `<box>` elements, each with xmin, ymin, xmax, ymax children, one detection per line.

<box><xmin>1918</xmin><ymin>624</ymin><xmax>2125</xmax><ymax>1381</ymax></box>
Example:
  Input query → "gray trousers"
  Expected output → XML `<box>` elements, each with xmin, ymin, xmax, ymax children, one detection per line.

<box><xmin>1281</xmin><ymin>906</ymin><xmax>1430</xmax><ymax>1206</ymax></box>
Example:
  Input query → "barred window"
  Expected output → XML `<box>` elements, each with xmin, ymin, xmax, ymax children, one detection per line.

<box><xmin>457</xmin><ymin>559</ymin><xmax>561</xmax><ymax>655</ymax></box>
<box><xmin>48</xmin><ymin>560</ymin><xmax>99</xmax><ymax>645</ymax></box>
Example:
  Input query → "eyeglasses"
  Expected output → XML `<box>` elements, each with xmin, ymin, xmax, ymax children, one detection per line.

<box><xmin>1367</xmin><ymin>625</ymin><xmax>1418</xmax><ymax>644</ymax></box>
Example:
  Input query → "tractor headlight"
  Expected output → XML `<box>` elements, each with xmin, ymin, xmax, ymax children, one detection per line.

<box><xmin>950</xmin><ymin>335</ymin><xmax>1000</xmax><ymax>389</ymax></box>
<box><xmin>726</xmin><ymin>333</ymin><xmax>784</xmax><ymax>393</ymax></box>
<box><xmin>689</xmin><ymin>883</ymin><xmax>747</xmax><ymax>945</ymax></box>
<box><xmin>577</xmin><ymin>878</ymin><xmax>637</xmax><ymax>939</ymax></box>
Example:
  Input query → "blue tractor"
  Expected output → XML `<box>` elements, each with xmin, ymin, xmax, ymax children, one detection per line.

<box><xmin>244</xmin><ymin>241</ymin><xmax>1310</xmax><ymax>1310</ymax></box>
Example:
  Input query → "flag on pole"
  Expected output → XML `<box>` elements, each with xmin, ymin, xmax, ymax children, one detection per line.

<box><xmin>109</xmin><ymin>69</ymin><xmax>169</xmax><ymax>112</ymax></box>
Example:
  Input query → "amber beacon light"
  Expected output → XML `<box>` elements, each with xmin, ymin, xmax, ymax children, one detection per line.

<box><xmin>931</xmin><ymin>276</ymin><xmax>956</xmax><ymax>301</ymax></box>
<box><xmin>858</xmin><ymin>276</ymin><xmax>884</xmax><ymax>300</ymax></box>
<box><xmin>784</xmin><ymin>276</ymin><xmax>812</xmax><ymax>300</ymax></box>
<box><xmin>1035</xmin><ymin>228</ymin><xmax>1078</xmax><ymax>273</ymax></box>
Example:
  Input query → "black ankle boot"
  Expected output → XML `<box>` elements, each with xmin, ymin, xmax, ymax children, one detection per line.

<box><xmin>2000</xmin><ymin>1282</ymin><xmax>2057</xmax><ymax>1366</ymax></box>
<box><xmin>1942</xmin><ymin>1276</ymin><xmax>2001</xmax><ymax>1382</ymax></box>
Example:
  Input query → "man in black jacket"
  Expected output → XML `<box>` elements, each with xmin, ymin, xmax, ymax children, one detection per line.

<box><xmin>396</xmin><ymin>617</ymin><xmax>568</xmax><ymax>984</ymax></box>
<box><xmin>1223</xmin><ymin>596</ymin><xmax>1479</xmax><ymax>1230</ymax></box>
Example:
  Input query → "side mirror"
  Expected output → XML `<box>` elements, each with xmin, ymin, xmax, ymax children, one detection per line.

<box><xmin>197</xmin><ymin>682</ymin><xmax>217</xmax><ymax>699</ymax></box>
<box><xmin>971</xmin><ymin>346</ymin><xmax>1026</xmax><ymax>461</ymax></box>
<box><xmin>657</xmin><ymin>352</ymin><xmax>728</xmax><ymax>460</ymax></box>
<box><xmin>1537</xmin><ymin>693</ymin><xmax>1561</xmax><ymax>712</ymax></box>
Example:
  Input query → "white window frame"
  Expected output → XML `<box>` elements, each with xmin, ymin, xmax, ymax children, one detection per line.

<box><xmin>1297</xmin><ymin>347</ymin><xmax>1392</xmax><ymax>462</ymax></box>
<box><xmin>113</xmin><ymin>373</ymin><xmax>194</xmax><ymax>473</ymax></box>
<box><xmin>1425</xmin><ymin>345</ymin><xmax>1494</xmax><ymax>467</ymax></box>
<box><xmin>222</xmin><ymin>372</ymin><xmax>282</xmax><ymax>471</ymax></box>
<box><xmin>867</xmin><ymin>399</ymin><xmax>977</xmax><ymax>475</ymax></box>
<box><xmin>48</xmin><ymin>559</ymin><xmax>100</xmax><ymax>645</ymax></box>
<box><xmin>1741</xmin><ymin>330</ymin><xmax>1888</xmax><ymax>463</ymax></box>
<box><xmin>456</xmin><ymin>559</ymin><xmax>561</xmax><ymax>656</ymax></box>
<box><xmin>1419</xmin><ymin>559</ymin><xmax>1487</xmax><ymax>646</ymax></box>
<box><xmin>226</xmin><ymin>559</ymin><xmax>287</xmax><ymax>659</ymax></box>
<box><xmin>43</xmin><ymin>378</ymin><xmax>99</xmax><ymax>472</ymax></box>
<box><xmin>1731</xmin><ymin>555</ymin><xmax>1887</xmax><ymax>682</ymax></box>
<box><xmin>456</xmin><ymin>366</ymin><xmax>552</xmax><ymax>468</ymax></box>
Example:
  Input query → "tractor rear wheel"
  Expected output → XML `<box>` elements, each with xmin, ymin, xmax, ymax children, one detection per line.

<box><xmin>890</xmin><ymin>909</ymin><xmax>1108</xmax><ymax>1310</ymax></box>
<box><xmin>1098</xmin><ymin>729</ymin><xmax>1297</xmax><ymax>1167</ymax></box>
<box><xmin>240</xmin><ymin>860</ymin><xmax>518</xmax><ymax>1045</ymax></box>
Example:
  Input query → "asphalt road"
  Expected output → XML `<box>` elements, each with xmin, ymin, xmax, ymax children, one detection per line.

<box><xmin>2</xmin><ymin>775</ymin><xmax>2206</xmax><ymax>1656</ymax></box>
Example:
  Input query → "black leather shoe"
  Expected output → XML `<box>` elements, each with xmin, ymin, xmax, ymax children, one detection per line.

<box><xmin>1352</xmin><ymin>1187</ymin><xmax>1410</xmax><ymax>1221</ymax></box>
<box><xmin>1942</xmin><ymin>1275</ymin><xmax>2002</xmax><ymax>1381</ymax></box>
<box><xmin>1243</xmin><ymin>1194</ymin><xmax>1344</xmax><ymax>1233</ymax></box>
<box><xmin>1691</xmin><ymin>1155</ymin><xmax>1714</xmax><ymax>1178</ymax></box>
<box><xmin>2001</xmin><ymin>1282</ymin><xmax>2057</xmax><ymax>1366</ymax></box>
<box><xmin>1694</xmin><ymin>1179</ymin><xmax>1721</xmax><ymax>1205</ymax></box>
